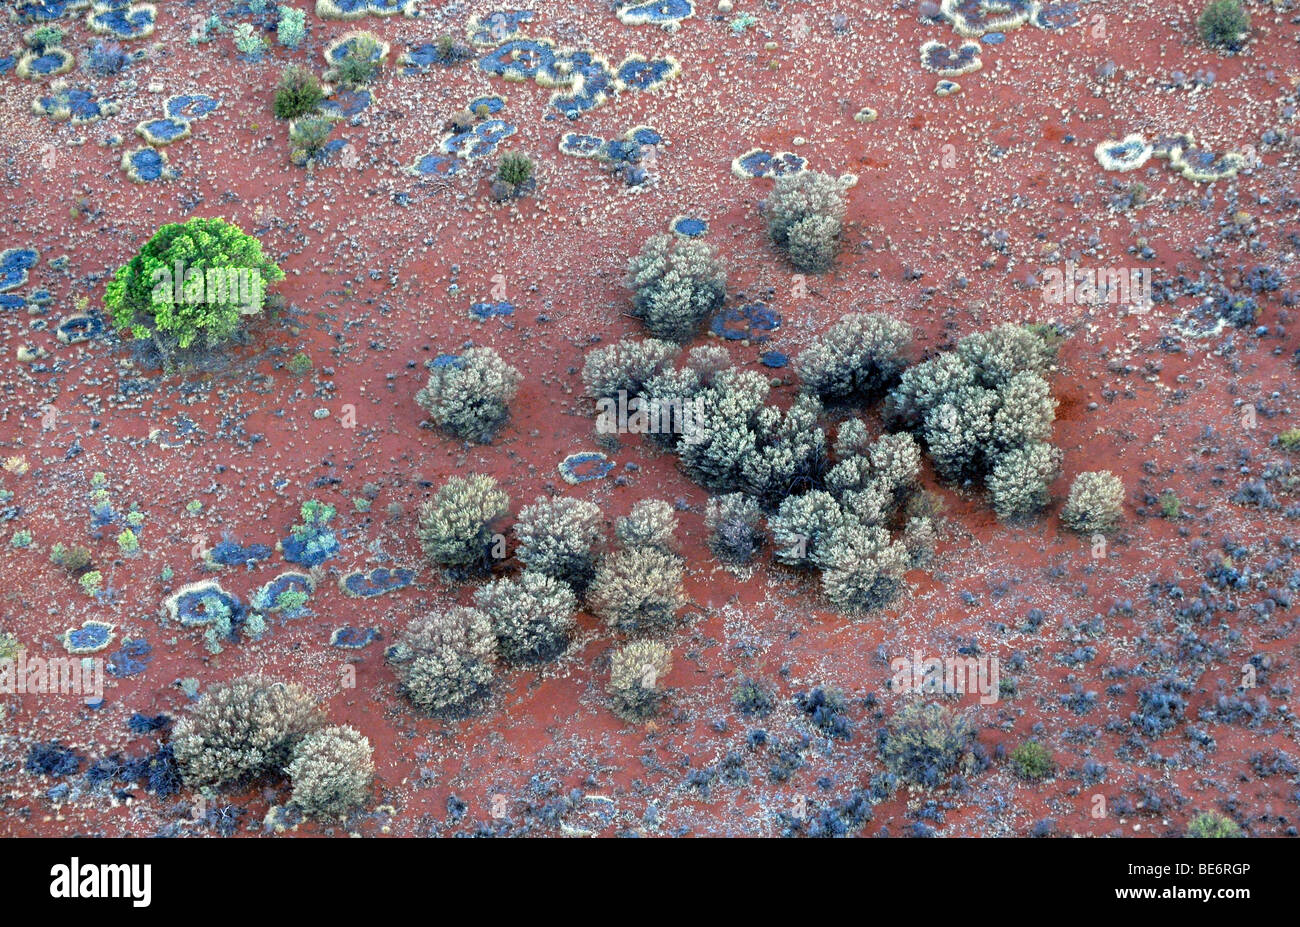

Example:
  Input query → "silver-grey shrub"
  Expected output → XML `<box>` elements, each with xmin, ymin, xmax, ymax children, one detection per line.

<box><xmin>474</xmin><ymin>570</ymin><xmax>577</xmax><ymax>663</ymax></box>
<box><xmin>513</xmin><ymin>496</ymin><xmax>605</xmax><ymax>592</ymax></box>
<box><xmin>416</xmin><ymin>474</ymin><xmax>509</xmax><ymax>578</ymax></box>
<box><xmin>388</xmin><ymin>606</ymin><xmax>496</xmax><ymax>715</ymax></box>
<box><xmin>794</xmin><ymin>312</ymin><xmax>912</xmax><ymax>405</ymax></box>
<box><xmin>625</xmin><ymin>234</ymin><xmax>728</xmax><ymax>342</ymax></box>
<box><xmin>287</xmin><ymin>725</ymin><xmax>373</xmax><ymax>818</ymax></box>
<box><xmin>415</xmin><ymin>346</ymin><xmax>522</xmax><ymax>443</ymax></box>
<box><xmin>1061</xmin><ymin>470</ymin><xmax>1124</xmax><ymax>533</ymax></box>
<box><xmin>766</xmin><ymin>170</ymin><xmax>849</xmax><ymax>272</ymax></box>
<box><xmin>705</xmin><ymin>492</ymin><xmax>765</xmax><ymax>565</ymax></box>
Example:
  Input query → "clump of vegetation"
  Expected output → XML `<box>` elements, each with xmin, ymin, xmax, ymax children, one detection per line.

<box><xmin>79</xmin><ymin>571</ymin><xmax>103</xmax><ymax>597</ymax></box>
<box><xmin>171</xmin><ymin>678</ymin><xmax>322</xmax><ymax>789</ymax></box>
<box><xmin>706</xmin><ymin>492</ymin><xmax>765</xmax><ymax>565</ymax></box>
<box><xmin>233</xmin><ymin>22</ymin><xmax>268</xmax><ymax>60</ymax></box>
<box><xmin>493</xmin><ymin>151</ymin><xmax>536</xmax><ymax>199</ymax></box>
<box><xmin>415</xmin><ymin>346</ymin><xmax>522</xmax><ymax>443</ymax></box>
<box><xmin>287</xmin><ymin>351</ymin><xmax>313</xmax><ymax>375</ymax></box>
<box><xmin>884</xmin><ymin>322</ymin><xmax>1062</xmax><ymax>516</ymax></box>
<box><xmin>1158</xmin><ymin>489</ymin><xmax>1182</xmax><ymax>519</ymax></box>
<box><xmin>1061</xmin><ymin>470</ymin><xmax>1124</xmax><ymax>533</ymax></box>
<box><xmin>289</xmin><ymin>115</ymin><xmax>339</xmax><ymax>167</ymax></box>
<box><xmin>1197</xmin><ymin>0</ymin><xmax>1249</xmax><ymax>51</ymax></box>
<box><xmin>416</xmin><ymin>475</ymin><xmax>509</xmax><ymax>579</ymax></box>
<box><xmin>607</xmin><ymin>640</ymin><xmax>672</xmax><ymax>721</ymax></box>
<box><xmin>1186</xmin><ymin>811</ymin><xmax>1243</xmax><ymax>838</ymax></box>
<box><xmin>581</xmin><ymin>337</ymin><xmax>678</xmax><ymax>401</ymax></box>
<box><xmin>473</xmin><ymin>571</ymin><xmax>577</xmax><ymax>664</ymax></box>
<box><xmin>1008</xmin><ymin>740</ymin><xmax>1055</xmax><ymax>780</ymax></box>
<box><xmin>614</xmin><ymin>499</ymin><xmax>678</xmax><ymax>553</ymax></box>
<box><xmin>87</xmin><ymin>40</ymin><xmax>129</xmax><ymax>76</ymax></box>
<box><xmin>880</xmin><ymin>700</ymin><xmax>983</xmax><ymax>788</ymax></box>
<box><xmin>987</xmin><ymin>442</ymin><xmax>1063</xmax><ymax>519</ymax></box>
<box><xmin>274</xmin><ymin>66</ymin><xmax>325</xmax><ymax>120</ymax></box>
<box><xmin>818</xmin><ymin>523</ymin><xmax>911</xmax><ymax>615</ymax></box>
<box><xmin>434</xmin><ymin>32</ymin><xmax>473</xmax><ymax>65</ymax></box>
<box><xmin>1277</xmin><ymin>428</ymin><xmax>1300</xmax><ymax>450</ymax></box>
<box><xmin>625</xmin><ymin>234</ymin><xmax>728</xmax><ymax>342</ymax></box>
<box><xmin>765</xmin><ymin>170</ymin><xmax>849</xmax><ymax>272</ymax></box>
<box><xmin>26</xmin><ymin>26</ymin><xmax>65</xmax><ymax>53</ymax></box>
<box><xmin>513</xmin><ymin>496</ymin><xmax>605</xmax><ymax>592</ymax></box>
<box><xmin>50</xmin><ymin>542</ymin><xmax>92</xmax><ymax>574</ymax></box>
<box><xmin>588</xmin><ymin>546</ymin><xmax>686</xmax><ymax>634</ymax></box>
<box><xmin>332</xmin><ymin>33</ymin><xmax>383</xmax><ymax>88</ymax></box>
<box><xmin>287</xmin><ymin>725</ymin><xmax>373</xmax><ymax>817</ymax></box>
<box><xmin>794</xmin><ymin>312</ymin><xmax>911</xmax><ymax>405</ymax></box>
<box><xmin>105</xmin><ymin>218</ymin><xmax>284</xmax><ymax>364</ymax></box>
<box><xmin>732</xmin><ymin>678</ymin><xmax>774</xmax><ymax>716</ymax></box>
<box><xmin>276</xmin><ymin>5</ymin><xmax>307</xmax><ymax>48</ymax></box>
<box><xmin>388</xmin><ymin>607</ymin><xmax>496</xmax><ymax>715</ymax></box>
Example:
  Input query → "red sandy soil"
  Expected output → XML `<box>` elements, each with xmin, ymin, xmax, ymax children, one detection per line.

<box><xmin>1</xmin><ymin>0</ymin><xmax>1298</xmax><ymax>837</ymax></box>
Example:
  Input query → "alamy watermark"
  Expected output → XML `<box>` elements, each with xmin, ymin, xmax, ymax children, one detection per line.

<box><xmin>1041</xmin><ymin>260</ymin><xmax>1152</xmax><ymax>312</ymax></box>
<box><xmin>595</xmin><ymin>391</ymin><xmax>706</xmax><ymax>444</ymax></box>
<box><xmin>150</xmin><ymin>260</ymin><xmax>264</xmax><ymax>315</ymax></box>
<box><xmin>890</xmin><ymin>651</ymin><xmax>1001</xmax><ymax>705</ymax></box>
<box><xmin>0</xmin><ymin>649</ymin><xmax>105</xmax><ymax>703</ymax></box>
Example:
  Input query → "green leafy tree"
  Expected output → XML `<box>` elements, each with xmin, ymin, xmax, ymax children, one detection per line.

<box><xmin>105</xmin><ymin>218</ymin><xmax>284</xmax><ymax>363</ymax></box>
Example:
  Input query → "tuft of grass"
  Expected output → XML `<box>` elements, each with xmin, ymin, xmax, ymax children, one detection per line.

<box><xmin>287</xmin><ymin>351</ymin><xmax>314</xmax><ymax>375</ymax></box>
<box><xmin>1008</xmin><ymin>740</ymin><xmax>1055</xmax><ymax>780</ymax></box>
<box><xmin>1158</xmin><ymin>489</ymin><xmax>1182</xmax><ymax>519</ymax></box>
<box><xmin>1277</xmin><ymin>428</ymin><xmax>1300</xmax><ymax>450</ymax></box>
<box><xmin>1187</xmin><ymin>811</ymin><xmax>1242</xmax><ymax>837</ymax></box>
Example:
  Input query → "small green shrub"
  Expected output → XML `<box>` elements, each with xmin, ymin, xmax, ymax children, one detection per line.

<box><xmin>1158</xmin><ymin>489</ymin><xmax>1182</xmax><ymax>518</ymax></box>
<box><xmin>333</xmin><ymin>34</ymin><xmax>381</xmax><ymax>87</ymax></box>
<box><xmin>274</xmin><ymin>66</ymin><xmax>325</xmax><ymax>120</ymax></box>
<box><xmin>496</xmin><ymin>151</ymin><xmax>535</xmax><ymax>187</ymax></box>
<box><xmin>1198</xmin><ymin>0</ymin><xmax>1249</xmax><ymax>51</ymax></box>
<box><xmin>1277</xmin><ymin>428</ymin><xmax>1300</xmax><ymax>450</ymax></box>
<box><xmin>1008</xmin><ymin>740</ymin><xmax>1055</xmax><ymax>780</ymax></box>
<box><xmin>50</xmin><ymin>542</ymin><xmax>92</xmax><ymax>573</ymax></box>
<box><xmin>289</xmin><ymin>115</ymin><xmax>338</xmax><ymax>166</ymax></box>
<box><xmin>287</xmin><ymin>351</ymin><xmax>314</xmax><ymax>375</ymax></box>
<box><xmin>1186</xmin><ymin>811</ymin><xmax>1242</xmax><ymax>838</ymax></box>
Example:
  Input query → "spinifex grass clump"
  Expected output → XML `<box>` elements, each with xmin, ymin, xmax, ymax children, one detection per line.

<box><xmin>105</xmin><ymin>218</ymin><xmax>284</xmax><ymax>365</ymax></box>
<box><xmin>274</xmin><ymin>66</ymin><xmax>325</xmax><ymax>120</ymax></box>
